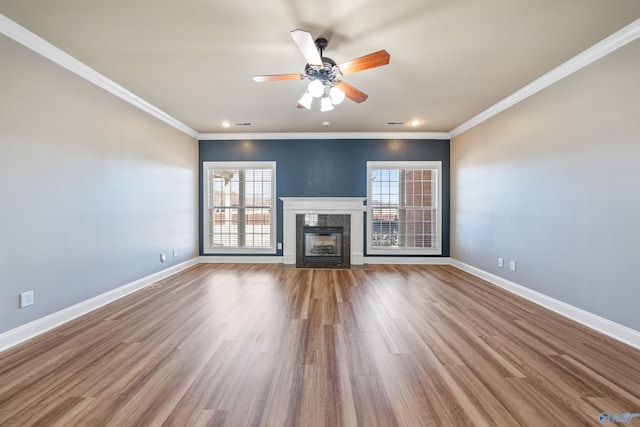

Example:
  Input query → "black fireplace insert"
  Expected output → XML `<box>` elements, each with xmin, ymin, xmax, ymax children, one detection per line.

<box><xmin>302</xmin><ymin>226</ymin><xmax>344</xmax><ymax>263</ymax></box>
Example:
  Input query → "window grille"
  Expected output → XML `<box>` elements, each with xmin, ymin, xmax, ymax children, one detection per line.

<box><xmin>203</xmin><ymin>162</ymin><xmax>276</xmax><ymax>253</ymax></box>
<box><xmin>367</xmin><ymin>161</ymin><xmax>441</xmax><ymax>255</ymax></box>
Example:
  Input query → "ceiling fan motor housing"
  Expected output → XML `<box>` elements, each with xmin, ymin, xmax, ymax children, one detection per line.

<box><xmin>303</xmin><ymin>37</ymin><xmax>341</xmax><ymax>85</ymax></box>
<box><xmin>305</xmin><ymin>57</ymin><xmax>340</xmax><ymax>85</ymax></box>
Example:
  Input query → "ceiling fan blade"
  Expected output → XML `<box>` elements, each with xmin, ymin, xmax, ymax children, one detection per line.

<box><xmin>290</xmin><ymin>29</ymin><xmax>323</xmax><ymax>66</ymax></box>
<box><xmin>337</xmin><ymin>81</ymin><xmax>368</xmax><ymax>103</ymax></box>
<box><xmin>337</xmin><ymin>50</ymin><xmax>390</xmax><ymax>76</ymax></box>
<box><xmin>253</xmin><ymin>74</ymin><xmax>303</xmax><ymax>82</ymax></box>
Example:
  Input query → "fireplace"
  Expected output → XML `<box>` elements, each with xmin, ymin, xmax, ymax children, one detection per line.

<box><xmin>303</xmin><ymin>226</ymin><xmax>343</xmax><ymax>263</ymax></box>
<box><xmin>296</xmin><ymin>214</ymin><xmax>350</xmax><ymax>265</ymax></box>
<box><xmin>280</xmin><ymin>197</ymin><xmax>365</xmax><ymax>265</ymax></box>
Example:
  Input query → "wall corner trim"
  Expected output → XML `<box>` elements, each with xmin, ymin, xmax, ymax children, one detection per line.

<box><xmin>0</xmin><ymin>258</ymin><xmax>200</xmax><ymax>353</ymax></box>
<box><xmin>450</xmin><ymin>18</ymin><xmax>640</xmax><ymax>139</ymax></box>
<box><xmin>451</xmin><ymin>259</ymin><xmax>640</xmax><ymax>351</ymax></box>
<box><xmin>0</xmin><ymin>13</ymin><xmax>199</xmax><ymax>140</ymax></box>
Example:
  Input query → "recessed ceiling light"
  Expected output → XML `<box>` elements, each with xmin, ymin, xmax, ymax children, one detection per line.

<box><xmin>222</xmin><ymin>121</ymin><xmax>231</xmax><ymax>128</ymax></box>
<box><xmin>408</xmin><ymin>119</ymin><xmax>423</xmax><ymax>127</ymax></box>
<box><xmin>322</xmin><ymin>121</ymin><xmax>330</xmax><ymax>126</ymax></box>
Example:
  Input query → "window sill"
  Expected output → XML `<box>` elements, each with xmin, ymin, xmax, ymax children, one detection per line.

<box><xmin>203</xmin><ymin>247</ymin><xmax>277</xmax><ymax>255</ymax></box>
<box><xmin>366</xmin><ymin>248</ymin><xmax>442</xmax><ymax>256</ymax></box>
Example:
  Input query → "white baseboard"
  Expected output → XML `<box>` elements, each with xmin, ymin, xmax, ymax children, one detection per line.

<box><xmin>364</xmin><ymin>256</ymin><xmax>452</xmax><ymax>265</ymax></box>
<box><xmin>0</xmin><ymin>257</ymin><xmax>200</xmax><ymax>353</ymax></box>
<box><xmin>197</xmin><ymin>255</ymin><xmax>452</xmax><ymax>265</ymax></box>
<box><xmin>451</xmin><ymin>259</ymin><xmax>640</xmax><ymax>351</ymax></box>
<box><xmin>198</xmin><ymin>256</ymin><xmax>283</xmax><ymax>264</ymax></box>
<box><xmin>3</xmin><ymin>256</ymin><xmax>638</xmax><ymax>354</ymax></box>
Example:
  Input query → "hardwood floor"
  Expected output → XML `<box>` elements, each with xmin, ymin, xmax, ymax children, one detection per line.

<box><xmin>1</xmin><ymin>264</ymin><xmax>639</xmax><ymax>426</ymax></box>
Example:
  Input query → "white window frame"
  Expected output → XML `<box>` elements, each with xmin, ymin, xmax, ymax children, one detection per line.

<box><xmin>366</xmin><ymin>161</ymin><xmax>442</xmax><ymax>256</ymax></box>
<box><xmin>203</xmin><ymin>161</ymin><xmax>276</xmax><ymax>254</ymax></box>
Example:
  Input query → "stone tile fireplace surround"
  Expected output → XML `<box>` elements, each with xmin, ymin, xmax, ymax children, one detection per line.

<box><xmin>299</xmin><ymin>216</ymin><xmax>349</xmax><ymax>265</ymax></box>
<box><xmin>280</xmin><ymin>197</ymin><xmax>365</xmax><ymax>265</ymax></box>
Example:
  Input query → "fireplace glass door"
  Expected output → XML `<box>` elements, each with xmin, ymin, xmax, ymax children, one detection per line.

<box><xmin>302</xmin><ymin>226</ymin><xmax>344</xmax><ymax>263</ymax></box>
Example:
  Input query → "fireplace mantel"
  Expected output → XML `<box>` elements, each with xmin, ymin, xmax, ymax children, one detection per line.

<box><xmin>280</xmin><ymin>197</ymin><xmax>365</xmax><ymax>265</ymax></box>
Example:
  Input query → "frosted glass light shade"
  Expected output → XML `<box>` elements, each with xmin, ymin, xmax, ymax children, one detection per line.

<box><xmin>329</xmin><ymin>86</ymin><xmax>345</xmax><ymax>105</ymax></box>
<box><xmin>308</xmin><ymin>79</ymin><xmax>324</xmax><ymax>98</ymax></box>
<box><xmin>320</xmin><ymin>95</ymin><xmax>334</xmax><ymax>112</ymax></box>
<box><xmin>298</xmin><ymin>92</ymin><xmax>313</xmax><ymax>109</ymax></box>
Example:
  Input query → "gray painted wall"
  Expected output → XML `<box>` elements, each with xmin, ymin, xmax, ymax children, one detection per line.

<box><xmin>451</xmin><ymin>40</ymin><xmax>640</xmax><ymax>331</ymax></box>
<box><xmin>0</xmin><ymin>35</ymin><xmax>199</xmax><ymax>334</ymax></box>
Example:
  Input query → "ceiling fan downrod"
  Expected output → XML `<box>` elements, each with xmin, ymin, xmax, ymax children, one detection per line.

<box><xmin>315</xmin><ymin>37</ymin><xmax>328</xmax><ymax>57</ymax></box>
<box><xmin>305</xmin><ymin>38</ymin><xmax>340</xmax><ymax>85</ymax></box>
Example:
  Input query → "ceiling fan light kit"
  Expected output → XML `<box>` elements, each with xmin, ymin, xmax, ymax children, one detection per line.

<box><xmin>307</xmin><ymin>79</ymin><xmax>325</xmax><ymax>98</ymax></box>
<box><xmin>329</xmin><ymin>86</ymin><xmax>345</xmax><ymax>105</ymax></box>
<box><xmin>298</xmin><ymin>92</ymin><xmax>313</xmax><ymax>109</ymax></box>
<box><xmin>253</xmin><ymin>29</ymin><xmax>390</xmax><ymax>112</ymax></box>
<box><xmin>320</xmin><ymin>95</ymin><xmax>334</xmax><ymax>112</ymax></box>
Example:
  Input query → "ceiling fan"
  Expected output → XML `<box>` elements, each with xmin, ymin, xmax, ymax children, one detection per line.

<box><xmin>253</xmin><ymin>29</ymin><xmax>390</xmax><ymax>111</ymax></box>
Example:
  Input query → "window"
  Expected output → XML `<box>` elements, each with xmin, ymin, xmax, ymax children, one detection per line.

<box><xmin>203</xmin><ymin>162</ymin><xmax>276</xmax><ymax>254</ymax></box>
<box><xmin>367</xmin><ymin>161</ymin><xmax>442</xmax><ymax>255</ymax></box>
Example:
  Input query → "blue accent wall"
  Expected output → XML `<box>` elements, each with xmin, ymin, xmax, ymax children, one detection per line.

<box><xmin>199</xmin><ymin>138</ymin><xmax>450</xmax><ymax>256</ymax></box>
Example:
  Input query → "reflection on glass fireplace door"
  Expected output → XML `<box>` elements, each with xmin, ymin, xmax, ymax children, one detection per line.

<box><xmin>302</xmin><ymin>226</ymin><xmax>343</xmax><ymax>263</ymax></box>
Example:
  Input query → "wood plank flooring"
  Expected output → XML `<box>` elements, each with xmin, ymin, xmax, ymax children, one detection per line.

<box><xmin>0</xmin><ymin>264</ymin><xmax>639</xmax><ymax>426</ymax></box>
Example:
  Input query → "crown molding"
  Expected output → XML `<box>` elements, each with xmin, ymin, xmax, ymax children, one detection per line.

<box><xmin>4</xmin><ymin>11</ymin><xmax>638</xmax><ymax>142</ymax></box>
<box><xmin>450</xmin><ymin>18</ymin><xmax>640</xmax><ymax>139</ymax></box>
<box><xmin>0</xmin><ymin>13</ymin><xmax>199</xmax><ymax>139</ymax></box>
<box><xmin>198</xmin><ymin>131</ymin><xmax>451</xmax><ymax>141</ymax></box>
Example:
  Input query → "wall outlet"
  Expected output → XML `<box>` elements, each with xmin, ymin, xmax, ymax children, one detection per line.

<box><xmin>173</xmin><ymin>249</ymin><xmax>178</xmax><ymax>257</ymax></box>
<box><xmin>509</xmin><ymin>261</ymin><xmax>517</xmax><ymax>272</ymax></box>
<box><xmin>20</xmin><ymin>290</ymin><xmax>34</xmax><ymax>308</ymax></box>
<box><xmin>277</xmin><ymin>242</ymin><xmax>282</xmax><ymax>250</ymax></box>
<box><xmin>160</xmin><ymin>253</ymin><xmax>166</xmax><ymax>263</ymax></box>
<box><xmin>498</xmin><ymin>257</ymin><xmax>504</xmax><ymax>268</ymax></box>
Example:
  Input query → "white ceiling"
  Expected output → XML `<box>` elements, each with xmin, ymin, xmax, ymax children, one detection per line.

<box><xmin>1</xmin><ymin>0</ymin><xmax>639</xmax><ymax>135</ymax></box>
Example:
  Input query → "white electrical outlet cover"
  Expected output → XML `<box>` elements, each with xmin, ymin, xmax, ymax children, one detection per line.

<box><xmin>20</xmin><ymin>291</ymin><xmax>34</xmax><ymax>308</ymax></box>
